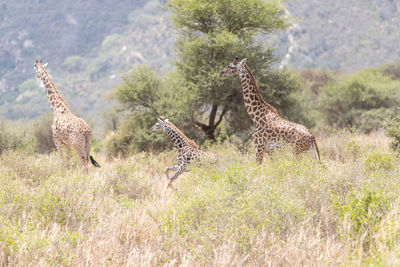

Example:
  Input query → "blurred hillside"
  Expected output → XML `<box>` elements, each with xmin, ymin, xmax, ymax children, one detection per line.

<box><xmin>0</xmin><ymin>0</ymin><xmax>174</xmax><ymax>122</ymax></box>
<box><xmin>0</xmin><ymin>0</ymin><xmax>399</xmax><ymax>123</ymax></box>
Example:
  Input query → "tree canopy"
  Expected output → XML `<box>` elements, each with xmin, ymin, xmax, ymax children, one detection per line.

<box><xmin>109</xmin><ymin>0</ymin><xmax>300</xmax><ymax>155</ymax></box>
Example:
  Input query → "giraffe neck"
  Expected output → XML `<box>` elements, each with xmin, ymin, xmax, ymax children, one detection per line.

<box><xmin>37</xmin><ymin>68</ymin><xmax>70</xmax><ymax>115</ymax></box>
<box><xmin>162</xmin><ymin>123</ymin><xmax>190</xmax><ymax>151</ymax></box>
<box><xmin>238</xmin><ymin>64</ymin><xmax>277</xmax><ymax>122</ymax></box>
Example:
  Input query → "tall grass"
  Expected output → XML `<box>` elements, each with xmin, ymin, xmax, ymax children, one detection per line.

<box><xmin>1</xmin><ymin>131</ymin><xmax>400</xmax><ymax>265</ymax></box>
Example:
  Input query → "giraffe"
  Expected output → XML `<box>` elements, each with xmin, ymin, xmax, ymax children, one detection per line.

<box><xmin>151</xmin><ymin>116</ymin><xmax>213</xmax><ymax>187</ymax></box>
<box><xmin>219</xmin><ymin>57</ymin><xmax>320</xmax><ymax>163</ymax></box>
<box><xmin>34</xmin><ymin>60</ymin><xmax>100</xmax><ymax>173</ymax></box>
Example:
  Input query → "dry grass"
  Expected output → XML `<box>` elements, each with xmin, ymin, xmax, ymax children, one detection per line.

<box><xmin>1</xmin><ymin>131</ymin><xmax>400</xmax><ymax>266</ymax></box>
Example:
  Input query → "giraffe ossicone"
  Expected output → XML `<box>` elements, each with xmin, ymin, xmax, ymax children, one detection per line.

<box><xmin>219</xmin><ymin>57</ymin><xmax>320</xmax><ymax>163</ymax></box>
<box><xmin>34</xmin><ymin>60</ymin><xmax>100</xmax><ymax>174</ymax></box>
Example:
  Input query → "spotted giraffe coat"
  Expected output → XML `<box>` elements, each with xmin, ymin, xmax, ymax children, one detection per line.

<box><xmin>219</xmin><ymin>58</ymin><xmax>320</xmax><ymax>163</ymax></box>
<box><xmin>151</xmin><ymin>117</ymin><xmax>204</xmax><ymax>186</ymax></box>
<box><xmin>34</xmin><ymin>60</ymin><xmax>100</xmax><ymax>174</ymax></box>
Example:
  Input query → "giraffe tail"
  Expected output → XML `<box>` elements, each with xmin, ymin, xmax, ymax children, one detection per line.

<box><xmin>89</xmin><ymin>155</ymin><xmax>101</xmax><ymax>168</ymax></box>
<box><xmin>313</xmin><ymin>138</ymin><xmax>321</xmax><ymax>161</ymax></box>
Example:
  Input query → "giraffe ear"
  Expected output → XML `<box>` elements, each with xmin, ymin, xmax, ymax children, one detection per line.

<box><xmin>238</xmin><ymin>58</ymin><xmax>247</xmax><ymax>69</ymax></box>
<box><xmin>43</xmin><ymin>63</ymin><xmax>48</xmax><ymax>68</ymax></box>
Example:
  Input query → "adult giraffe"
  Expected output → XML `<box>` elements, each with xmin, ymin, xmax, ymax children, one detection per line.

<box><xmin>34</xmin><ymin>60</ymin><xmax>100</xmax><ymax>173</ymax></box>
<box><xmin>219</xmin><ymin>57</ymin><xmax>320</xmax><ymax>163</ymax></box>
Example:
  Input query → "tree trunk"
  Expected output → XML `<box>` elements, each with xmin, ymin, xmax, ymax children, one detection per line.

<box><xmin>196</xmin><ymin>104</ymin><xmax>227</xmax><ymax>141</ymax></box>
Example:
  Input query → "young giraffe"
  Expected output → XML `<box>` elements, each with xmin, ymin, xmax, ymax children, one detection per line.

<box><xmin>219</xmin><ymin>57</ymin><xmax>320</xmax><ymax>163</ymax></box>
<box><xmin>151</xmin><ymin>116</ymin><xmax>205</xmax><ymax>187</ymax></box>
<box><xmin>34</xmin><ymin>60</ymin><xmax>100</xmax><ymax>173</ymax></box>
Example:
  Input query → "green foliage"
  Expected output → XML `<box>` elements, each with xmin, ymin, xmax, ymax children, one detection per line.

<box><xmin>168</xmin><ymin>0</ymin><xmax>288</xmax><ymax>35</ymax></box>
<box><xmin>62</xmin><ymin>56</ymin><xmax>84</xmax><ymax>72</ymax></box>
<box><xmin>382</xmin><ymin>60</ymin><xmax>400</xmax><ymax>81</ymax></box>
<box><xmin>0</xmin><ymin>120</ymin><xmax>30</xmax><ymax>154</ymax></box>
<box><xmin>1</xmin><ymin>134</ymin><xmax>400</xmax><ymax>264</ymax></box>
<box><xmin>101</xmin><ymin>34</ymin><xmax>123</xmax><ymax>51</ymax></box>
<box><xmin>364</xmin><ymin>151</ymin><xmax>395</xmax><ymax>172</ymax></box>
<box><xmin>385</xmin><ymin>114</ymin><xmax>400</xmax><ymax>152</ymax></box>
<box><xmin>317</xmin><ymin>68</ymin><xmax>400</xmax><ymax>132</ymax></box>
<box><xmin>108</xmin><ymin>66</ymin><xmax>191</xmax><ymax>156</ymax></box>
<box><xmin>332</xmin><ymin>187</ymin><xmax>390</xmax><ymax>248</ymax></box>
<box><xmin>167</xmin><ymin>0</ymin><xmax>301</xmax><ymax>140</ymax></box>
<box><xmin>18</xmin><ymin>79</ymin><xmax>39</xmax><ymax>93</ymax></box>
<box><xmin>114</xmin><ymin>65</ymin><xmax>160</xmax><ymax>112</ymax></box>
<box><xmin>32</xmin><ymin>113</ymin><xmax>55</xmax><ymax>154</ymax></box>
<box><xmin>161</xmin><ymin>160</ymin><xmax>307</xmax><ymax>259</ymax></box>
<box><xmin>2</xmin><ymin>0</ymin><xmax>400</xmax><ymax>122</ymax></box>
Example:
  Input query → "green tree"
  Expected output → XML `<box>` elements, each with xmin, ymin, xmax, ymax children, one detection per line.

<box><xmin>317</xmin><ymin>68</ymin><xmax>400</xmax><ymax>132</ymax></box>
<box><xmin>168</xmin><ymin>0</ymin><xmax>299</xmax><ymax>140</ymax></box>
<box><xmin>108</xmin><ymin>65</ymin><xmax>196</xmax><ymax>155</ymax></box>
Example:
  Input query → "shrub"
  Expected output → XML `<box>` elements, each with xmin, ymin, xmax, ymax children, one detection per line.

<box><xmin>32</xmin><ymin>113</ymin><xmax>55</xmax><ymax>154</ymax></box>
<box><xmin>161</xmin><ymin>161</ymin><xmax>306</xmax><ymax>260</ymax></box>
<box><xmin>0</xmin><ymin>120</ymin><xmax>29</xmax><ymax>154</ymax></box>
<box><xmin>364</xmin><ymin>151</ymin><xmax>395</xmax><ymax>172</ymax></box>
<box><xmin>332</xmin><ymin>187</ymin><xmax>390</xmax><ymax>248</ymax></box>
<box><xmin>317</xmin><ymin>68</ymin><xmax>400</xmax><ymax>132</ymax></box>
<box><xmin>385</xmin><ymin>114</ymin><xmax>400</xmax><ymax>152</ymax></box>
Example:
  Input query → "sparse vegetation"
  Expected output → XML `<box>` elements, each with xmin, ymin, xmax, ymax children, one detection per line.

<box><xmin>2</xmin><ymin>1</ymin><xmax>400</xmax><ymax>265</ymax></box>
<box><xmin>0</xmin><ymin>119</ymin><xmax>30</xmax><ymax>154</ymax></box>
<box><xmin>1</xmin><ymin>132</ymin><xmax>400</xmax><ymax>265</ymax></box>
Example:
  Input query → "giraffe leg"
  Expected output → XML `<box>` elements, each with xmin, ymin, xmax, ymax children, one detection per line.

<box><xmin>53</xmin><ymin>135</ymin><xmax>64</xmax><ymax>162</ymax></box>
<box><xmin>256</xmin><ymin>143</ymin><xmax>267</xmax><ymax>164</ymax></box>
<box><xmin>72</xmin><ymin>142</ymin><xmax>89</xmax><ymax>174</ymax></box>
<box><xmin>167</xmin><ymin>164</ymin><xmax>186</xmax><ymax>187</ymax></box>
<box><xmin>165</xmin><ymin>165</ymin><xmax>179</xmax><ymax>180</ymax></box>
<box><xmin>253</xmin><ymin>132</ymin><xmax>266</xmax><ymax>164</ymax></box>
<box><xmin>65</xmin><ymin>144</ymin><xmax>71</xmax><ymax>169</ymax></box>
<box><xmin>77</xmin><ymin>150</ymin><xmax>89</xmax><ymax>174</ymax></box>
<box><xmin>308</xmin><ymin>144</ymin><xmax>316</xmax><ymax>160</ymax></box>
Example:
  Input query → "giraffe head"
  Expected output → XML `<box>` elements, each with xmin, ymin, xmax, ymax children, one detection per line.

<box><xmin>151</xmin><ymin>116</ymin><xmax>168</xmax><ymax>132</ymax></box>
<box><xmin>219</xmin><ymin>57</ymin><xmax>247</xmax><ymax>77</ymax></box>
<box><xmin>34</xmin><ymin>60</ymin><xmax>48</xmax><ymax>78</ymax></box>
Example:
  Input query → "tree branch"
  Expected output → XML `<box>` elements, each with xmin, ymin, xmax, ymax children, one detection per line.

<box><xmin>214</xmin><ymin>106</ymin><xmax>227</xmax><ymax>128</ymax></box>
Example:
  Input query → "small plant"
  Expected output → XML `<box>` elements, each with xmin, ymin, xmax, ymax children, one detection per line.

<box><xmin>333</xmin><ymin>187</ymin><xmax>390</xmax><ymax>249</ymax></box>
<box><xmin>364</xmin><ymin>152</ymin><xmax>395</xmax><ymax>172</ymax></box>
<box><xmin>386</xmin><ymin>114</ymin><xmax>400</xmax><ymax>152</ymax></box>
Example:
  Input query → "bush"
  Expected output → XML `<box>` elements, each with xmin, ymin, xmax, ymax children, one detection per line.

<box><xmin>332</xmin><ymin>187</ymin><xmax>390</xmax><ymax>248</ymax></box>
<box><xmin>317</xmin><ymin>68</ymin><xmax>400</xmax><ymax>132</ymax></box>
<box><xmin>32</xmin><ymin>113</ymin><xmax>55</xmax><ymax>154</ymax></box>
<box><xmin>385</xmin><ymin>114</ymin><xmax>400</xmax><ymax>152</ymax></box>
<box><xmin>364</xmin><ymin>151</ymin><xmax>395</xmax><ymax>172</ymax></box>
<box><xmin>0</xmin><ymin>120</ymin><xmax>29</xmax><ymax>154</ymax></box>
<box><xmin>104</xmin><ymin>112</ymin><xmax>169</xmax><ymax>158</ymax></box>
<box><xmin>109</xmin><ymin>66</ymin><xmax>197</xmax><ymax>157</ymax></box>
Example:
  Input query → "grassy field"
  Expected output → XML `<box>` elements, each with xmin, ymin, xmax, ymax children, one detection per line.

<box><xmin>1</xmin><ymin>131</ymin><xmax>400</xmax><ymax>266</ymax></box>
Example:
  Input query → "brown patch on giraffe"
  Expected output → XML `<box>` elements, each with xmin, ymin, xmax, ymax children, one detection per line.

<box><xmin>164</xmin><ymin>120</ymin><xmax>198</xmax><ymax>149</ymax></box>
<box><xmin>38</xmin><ymin>64</ymin><xmax>69</xmax><ymax>109</ymax></box>
<box><xmin>243</xmin><ymin>64</ymin><xmax>277</xmax><ymax>114</ymax></box>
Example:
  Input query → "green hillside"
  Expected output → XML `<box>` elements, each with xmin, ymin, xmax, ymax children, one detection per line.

<box><xmin>0</xmin><ymin>0</ymin><xmax>174</xmax><ymax>122</ymax></box>
<box><xmin>0</xmin><ymin>0</ymin><xmax>399</xmax><ymax>122</ymax></box>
